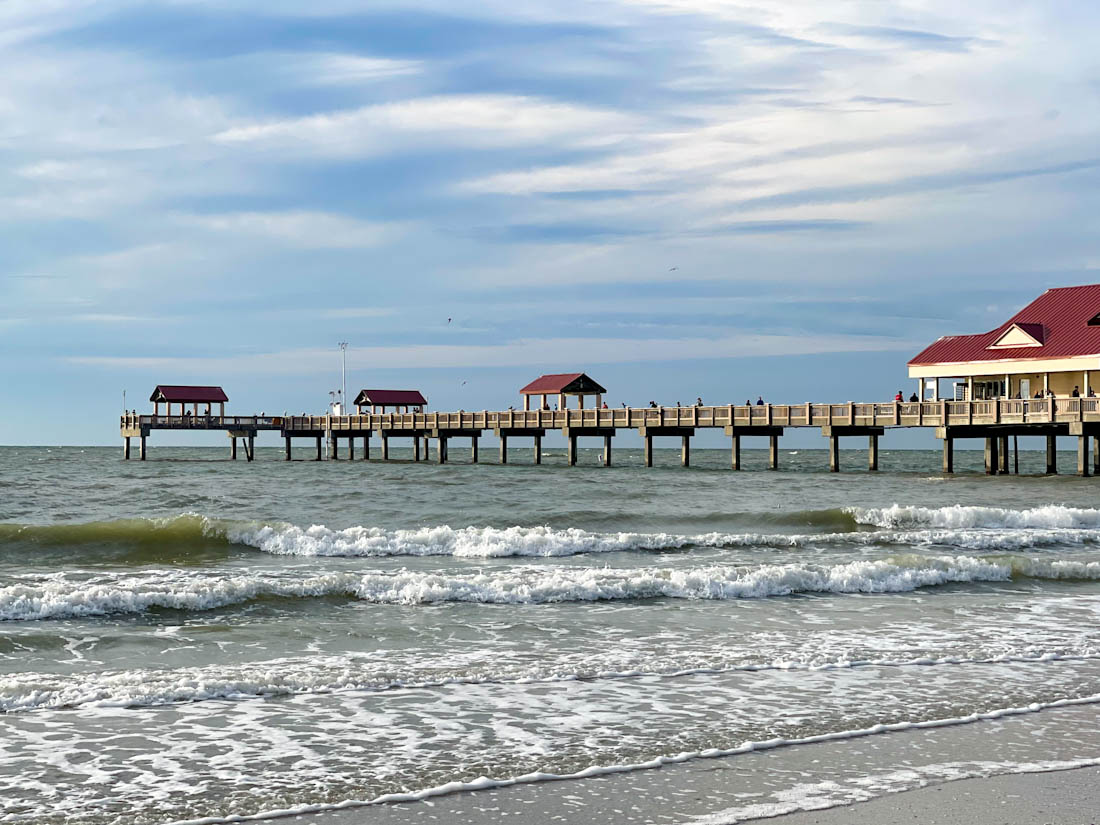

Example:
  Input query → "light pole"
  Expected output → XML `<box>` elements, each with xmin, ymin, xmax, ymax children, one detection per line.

<box><xmin>338</xmin><ymin>342</ymin><xmax>348</xmax><ymax>414</ymax></box>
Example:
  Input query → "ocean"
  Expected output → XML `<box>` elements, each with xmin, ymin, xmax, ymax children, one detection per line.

<box><xmin>3</xmin><ymin>444</ymin><xmax>1100</xmax><ymax>824</ymax></box>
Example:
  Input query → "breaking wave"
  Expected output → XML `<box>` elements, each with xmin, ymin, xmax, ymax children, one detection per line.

<box><xmin>848</xmin><ymin>504</ymin><xmax>1100</xmax><ymax>530</ymax></box>
<box><xmin>3</xmin><ymin>555</ymin><xmax>1098</xmax><ymax>621</ymax></box>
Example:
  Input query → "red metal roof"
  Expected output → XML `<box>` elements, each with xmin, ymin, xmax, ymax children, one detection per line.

<box><xmin>150</xmin><ymin>385</ymin><xmax>228</xmax><ymax>403</ymax></box>
<box><xmin>520</xmin><ymin>372</ymin><xmax>607</xmax><ymax>394</ymax></box>
<box><xmin>354</xmin><ymin>389</ymin><xmax>426</xmax><ymax>406</ymax></box>
<box><xmin>909</xmin><ymin>284</ymin><xmax>1100</xmax><ymax>366</ymax></box>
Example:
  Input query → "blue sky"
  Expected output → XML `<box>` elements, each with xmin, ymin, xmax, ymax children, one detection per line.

<box><xmin>2</xmin><ymin>0</ymin><xmax>1098</xmax><ymax>446</ymax></box>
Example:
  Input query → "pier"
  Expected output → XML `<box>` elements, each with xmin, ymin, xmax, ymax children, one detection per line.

<box><xmin>120</xmin><ymin>398</ymin><xmax>1100</xmax><ymax>475</ymax></box>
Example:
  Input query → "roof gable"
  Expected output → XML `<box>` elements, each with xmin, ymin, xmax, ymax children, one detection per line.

<box><xmin>520</xmin><ymin>372</ymin><xmax>607</xmax><ymax>395</ymax></box>
<box><xmin>988</xmin><ymin>323</ymin><xmax>1044</xmax><ymax>349</ymax></box>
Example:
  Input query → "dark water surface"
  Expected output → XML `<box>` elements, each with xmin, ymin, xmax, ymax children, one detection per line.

<box><xmin>2</xmin><ymin>446</ymin><xmax>1100</xmax><ymax>823</ymax></box>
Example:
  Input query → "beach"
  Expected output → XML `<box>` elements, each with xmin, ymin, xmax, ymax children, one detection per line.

<box><xmin>2</xmin><ymin>445</ymin><xmax>1099</xmax><ymax>824</ymax></box>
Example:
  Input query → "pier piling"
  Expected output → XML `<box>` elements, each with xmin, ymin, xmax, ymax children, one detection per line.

<box><xmin>315</xmin><ymin>436</ymin><xmax>322</xmax><ymax>461</ymax></box>
<box><xmin>381</xmin><ymin>436</ymin><xmax>389</xmax><ymax>461</ymax></box>
<box><xmin>644</xmin><ymin>434</ymin><xmax>653</xmax><ymax>467</ymax></box>
<box><xmin>942</xmin><ymin>437</ymin><xmax>953</xmax><ymax>474</ymax></box>
<box><xmin>567</xmin><ymin>434</ymin><xmax>577</xmax><ymax>466</ymax></box>
<box><xmin>868</xmin><ymin>434</ymin><xmax>879</xmax><ymax>471</ymax></box>
<box><xmin>534</xmin><ymin>435</ymin><xmax>542</xmax><ymax>465</ymax></box>
<box><xmin>1078</xmin><ymin>436</ymin><xmax>1090</xmax><ymax>477</ymax></box>
<box><xmin>769</xmin><ymin>434</ymin><xmax>779</xmax><ymax>470</ymax></box>
<box><xmin>413</xmin><ymin>436</ymin><xmax>420</xmax><ymax>462</ymax></box>
<box><xmin>139</xmin><ymin>435</ymin><xmax>147</xmax><ymax>461</ymax></box>
<box><xmin>1047</xmin><ymin>435</ymin><xmax>1057</xmax><ymax>474</ymax></box>
<box><xmin>681</xmin><ymin>434</ymin><xmax>690</xmax><ymax>468</ymax></box>
<box><xmin>998</xmin><ymin>435</ymin><xmax>1009</xmax><ymax>474</ymax></box>
<box><xmin>604</xmin><ymin>434</ymin><xmax>612</xmax><ymax>467</ymax></box>
<box><xmin>500</xmin><ymin>435</ymin><xmax>508</xmax><ymax>464</ymax></box>
<box><xmin>471</xmin><ymin>435</ymin><xmax>479</xmax><ymax>463</ymax></box>
<box><xmin>284</xmin><ymin>436</ymin><xmax>291</xmax><ymax>461</ymax></box>
<box><xmin>124</xmin><ymin>437</ymin><xmax>131</xmax><ymax>460</ymax></box>
<box><xmin>231</xmin><ymin>437</ymin><xmax>237</xmax><ymax>461</ymax></box>
<box><xmin>985</xmin><ymin>437</ymin><xmax>998</xmax><ymax>475</ymax></box>
<box><xmin>828</xmin><ymin>435</ymin><xmax>840</xmax><ymax>473</ymax></box>
<box><xmin>731</xmin><ymin>435</ymin><xmax>740</xmax><ymax>470</ymax></box>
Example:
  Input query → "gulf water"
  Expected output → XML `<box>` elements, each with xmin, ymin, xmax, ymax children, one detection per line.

<box><xmin>3</xmin><ymin>445</ymin><xmax>1100</xmax><ymax>823</ymax></box>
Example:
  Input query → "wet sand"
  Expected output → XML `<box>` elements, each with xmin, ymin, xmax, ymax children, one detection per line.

<box><xmin>278</xmin><ymin>704</ymin><xmax>1100</xmax><ymax>825</ymax></box>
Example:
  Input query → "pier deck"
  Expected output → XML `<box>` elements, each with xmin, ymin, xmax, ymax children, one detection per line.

<box><xmin>120</xmin><ymin>399</ymin><xmax>1100</xmax><ymax>475</ymax></box>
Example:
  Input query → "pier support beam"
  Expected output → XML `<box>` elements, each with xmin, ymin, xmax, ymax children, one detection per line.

<box><xmin>868</xmin><ymin>434</ymin><xmax>879</xmax><ymax>472</ymax></box>
<box><xmin>423</xmin><ymin>436</ymin><xmax>430</xmax><ymax>461</ymax></box>
<box><xmin>1094</xmin><ymin>437</ymin><xmax>1100</xmax><ymax>476</ymax></box>
<box><xmin>364</xmin><ymin>436</ymin><xmax>370</xmax><ymax>461</ymax></box>
<box><xmin>638</xmin><ymin>426</ymin><xmax>692</xmax><ymax>469</ymax></box>
<box><xmin>681</xmin><ymin>434</ymin><xmax>690</xmax><ymax>468</ymax></box>
<box><xmin>123</xmin><ymin>437</ymin><xmax>131</xmax><ymax>460</ymax></box>
<box><xmin>247</xmin><ymin>434</ymin><xmax>254</xmax><ymax>463</ymax></box>
<box><xmin>828</xmin><ymin>434</ymin><xmax>840</xmax><ymax>473</ymax></box>
<box><xmin>644</xmin><ymin>434</ymin><xmax>653</xmax><ymax>468</ymax></box>
<box><xmin>998</xmin><ymin>435</ymin><xmax>1009</xmax><ymax>474</ymax></box>
<box><xmin>438</xmin><ymin>436</ymin><xmax>448</xmax><ymax>464</ymax></box>
<box><xmin>604</xmin><ymin>434</ymin><xmax>612</xmax><ymax>467</ymax></box>
<box><xmin>381</xmin><ymin>436</ymin><xmax>389</xmax><ymax>461</ymax></box>
<box><xmin>413</xmin><ymin>436</ymin><xmax>420</xmax><ymax>462</ymax></box>
<box><xmin>139</xmin><ymin>435</ymin><xmax>147</xmax><ymax>461</ymax></box>
<box><xmin>231</xmin><ymin>437</ymin><xmax>237</xmax><ymax>461</ymax></box>
<box><xmin>568</xmin><ymin>433</ymin><xmax>577</xmax><ymax>466</ymax></box>
<box><xmin>327</xmin><ymin>433</ymin><xmax>337</xmax><ymax>460</ymax></box>
<box><xmin>985</xmin><ymin>437</ymin><xmax>998</xmax><ymax>475</ymax></box>
<box><xmin>471</xmin><ymin>435</ymin><xmax>479</xmax><ymax>464</ymax></box>
<box><xmin>942</xmin><ymin>437</ymin><xmax>953</xmax><ymax>474</ymax></box>
<box><xmin>731</xmin><ymin>435</ymin><xmax>740</xmax><ymax>470</ymax></box>
<box><xmin>284</xmin><ymin>436</ymin><xmax>291</xmax><ymax>461</ymax></box>
<box><xmin>500</xmin><ymin>435</ymin><xmax>508</xmax><ymax>464</ymax></box>
<box><xmin>534</xmin><ymin>435</ymin><xmax>542</xmax><ymax>465</ymax></box>
<box><xmin>769</xmin><ymin>434</ymin><xmax>779</xmax><ymax>470</ymax></box>
<box><xmin>821</xmin><ymin>426</ymin><xmax>883</xmax><ymax>474</ymax></box>
<box><xmin>315</xmin><ymin>436</ymin><xmax>322</xmax><ymax>461</ymax></box>
<box><xmin>1078</xmin><ymin>435</ymin><xmax>1090</xmax><ymax>477</ymax></box>
<box><xmin>1047</xmin><ymin>435</ymin><xmax>1057</xmax><ymax>474</ymax></box>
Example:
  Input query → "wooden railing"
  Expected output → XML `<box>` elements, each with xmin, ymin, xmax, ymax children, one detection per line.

<box><xmin>124</xmin><ymin>398</ymin><xmax>1100</xmax><ymax>434</ymax></box>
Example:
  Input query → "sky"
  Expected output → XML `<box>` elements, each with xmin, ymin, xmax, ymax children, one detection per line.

<box><xmin>2</xmin><ymin>0</ymin><xmax>1099</xmax><ymax>447</ymax></box>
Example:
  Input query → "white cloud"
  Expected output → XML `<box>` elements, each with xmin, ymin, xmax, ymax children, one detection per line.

<box><xmin>67</xmin><ymin>331</ymin><xmax>918</xmax><ymax>374</ymax></box>
<box><xmin>186</xmin><ymin>211</ymin><xmax>395</xmax><ymax>249</ymax></box>
<box><xmin>213</xmin><ymin>95</ymin><xmax>635</xmax><ymax>157</ymax></box>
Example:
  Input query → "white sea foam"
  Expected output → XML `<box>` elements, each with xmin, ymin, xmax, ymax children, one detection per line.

<box><xmin>223</xmin><ymin>520</ymin><xmax>1100</xmax><ymax>558</ymax></box>
<box><xmin>3</xmin><ymin>555</ymin><xmax>1098</xmax><ymax>621</ymax></box>
<box><xmin>4</xmin><ymin>649</ymin><xmax>1098</xmax><ymax>713</ymax></box>
<box><xmin>849</xmin><ymin>503</ymin><xmax>1100</xmax><ymax>530</ymax></box>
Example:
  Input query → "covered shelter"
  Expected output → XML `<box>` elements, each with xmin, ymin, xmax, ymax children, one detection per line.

<box><xmin>909</xmin><ymin>284</ymin><xmax>1100</xmax><ymax>401</ymax></box>
<box><xmin>520</xmin><ymin>372</ymin><xmax>606</xmax><ymax>411</ymax></box>
<box><xmin>150</xmin><ymin>385</ymin><xmax>228</xmax><ymax>418</ymax></box>
<box><xmin>354</xmin><ymin>389</ymin><xmax>427</xmax><ymax>414</ymax></box>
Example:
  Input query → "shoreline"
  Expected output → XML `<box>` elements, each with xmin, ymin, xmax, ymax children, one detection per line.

<box><xmin>244</xmin><ymin>702</ymin><xmax>1100</xmax><ymax>825</ymax></box>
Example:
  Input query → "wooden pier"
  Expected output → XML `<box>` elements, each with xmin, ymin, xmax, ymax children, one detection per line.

<box><xmin>120</xmin><ymin>398</ymin><xmax>1100</xmax><ymax>475</ymax></box>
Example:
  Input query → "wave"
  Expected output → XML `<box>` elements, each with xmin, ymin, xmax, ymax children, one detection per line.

<box><xmin>3</xmin><ymin>554</ymin><xmax>1098</xmax><ymax>621</ymax></box>
<box><xmin>5</xmin><ymin>506</ymin><xmax>1100</xmax><ymax>566</ymax></box>
<box><xmin>849</xmin><ymin>504</ymin><xmax>1100</xmax><ymax>530</ymax></box>
<box><xmin>5</xmin><ymin>649</ymin><xmax>1098</xmax><ymax>713</ymax></box>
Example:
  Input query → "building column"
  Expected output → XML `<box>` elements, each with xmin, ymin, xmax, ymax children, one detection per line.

<box><xmin>731</xmin><ymin>435</ymin><xmax>740</xmax><ymax>470</ymax></box>
<box><xmin>381</xmin><ymin>436</ymin><xmax>389</xmax><ymax>461</ymax></box>
<box><xmin>942</xmin><ymin>437</ymin><xmax>953</xmax><ymax>474</ymax></box>
<box><xmin>1078</xmin><ymin>435</ymin><xmax>1090</xmax><ymax>477</ymax></box>
<box><xmin>681</xmin><ymin>434</ymin><xmax>690</xmax><ymax>467</ymax></box>
<box><xmin>603</xmin><ymin>434</ymin><xmax>612</xmax><ymax>467</ymax></box>
<box><xmin>868</xmin><ymin>434</ymin><xmax>879</xmax><ymax>472</ymax></box>
<box><xmin>499</xmin><ymin>434</ymin><xmax>508</xmax><ymax>464</ymax></box>
<box><xmin>315</xmin><ymin>435</ymin><xmax>322</xmax><ymax>461</ymax></box>
<box><xmin>123</xmin><ymin>437</ymin><xmax>131</xmax><ymax>460</ymax></box>
<box><xmin>534</xmin><ymin>435</ymin><xmax>542</xmax><ymax>465</ymax></box>
<box><xmin>998</xmin><ymin>435</ymin><xmax>1009</xmax><ymax>474</ymax></box>
<box><xmin>769</xmin><ymin>434</ymin><xmax>779</xmax><ymax>470</ymax></box>
<box><xmin>568</xmin><ymin>434</ymin><xmax>577</xmax><ymax>466</ymax></box>
<box><xmin>1046</xmin><ymin>434</ymin><xmax>1057</xmax><ymax>474</ymax></box>
<box><xmin>231</xmin><ymin>437</ymin><xmax>238</xmax><ymax>460</ymax></box>
<box><xmin>985</xmin><ymin>437</ymin><xmax>998</xmax><ymax>475</ymax></box>
<box><xmin>284</xmin><ymin>436</ymin><xmax>291</xmax><ymax>461</ymax></box>
<box><xmin>829</xmin><ymin>434</ymin><xmax>840</xmax><ymax>473</ymax></box>
<box><xmin>644</xmin><ymin>434</ymin><xmax>653</xmax><ymax>468</ymax></box>
<box><xmin>471</xmin><ymin>435</ymin><xmax>479</xmax><ymax>463</ymax></box>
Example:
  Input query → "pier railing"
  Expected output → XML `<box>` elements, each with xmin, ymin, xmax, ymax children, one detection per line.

<box><xmin>123</xmin><ymin>397</ymin><xmax>1100</xmax><ymax>435</ymax></box>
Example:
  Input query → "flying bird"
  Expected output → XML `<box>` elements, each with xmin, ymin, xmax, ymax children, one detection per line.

<box><xmin>668</xmin><ymin>266</ymin><xmax>678</xmax><ymax>271</ymax></box>
<box><xmin>447</xmin><ymin>317</ymin><xmax>452</xmax><ymax>323</ymax></box>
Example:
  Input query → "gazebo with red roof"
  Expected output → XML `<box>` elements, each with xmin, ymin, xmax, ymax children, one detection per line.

<box><xmin>150</xmin><ymin>385</ymin><xmax>228</xmax><ymax>418</ymax></box>
<box><xmin>908</xmin><ymin>284</ymin><xmax>1100</xmax><ymax>401</ymax></box>
<box><xmin>353</xmin><ymin>389</ymin><xmax>427</xmax><ymax>414</ymax></box>
<box><xmin>519</xmin><ymin>373</ymin><xmax>607</xmax><ymax>411</ymax></box>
